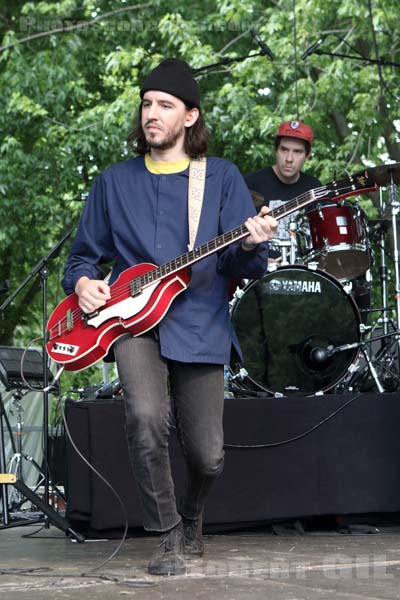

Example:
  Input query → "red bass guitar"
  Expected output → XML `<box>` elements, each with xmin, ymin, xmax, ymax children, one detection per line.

<box><xmin>46</xmin><ymin>172</ymin><xmax>377</xmax><ymax>371</ymax></box>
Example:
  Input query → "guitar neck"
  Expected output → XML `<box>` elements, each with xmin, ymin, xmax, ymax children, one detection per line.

<box><xmin>136</xmin><ymin>171</ymin><xmax>377</xmax><ymax>289</ymax></box>
<box><xmin>139</xmin><ymin>185</ymin><xmax>329</xmax><ymax>288</ymax></box>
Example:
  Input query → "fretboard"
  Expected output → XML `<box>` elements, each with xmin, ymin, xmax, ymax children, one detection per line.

<box><xmin>135</xmin><ymin>184</ymin><xmax>331</xmax><ymax>289</ymax></box>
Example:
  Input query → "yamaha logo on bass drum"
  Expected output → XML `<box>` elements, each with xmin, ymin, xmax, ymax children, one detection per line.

<box><xmin>263</xmin><ymin>278</ymin><xmax>322</xmax><ymax>295</ymax></box>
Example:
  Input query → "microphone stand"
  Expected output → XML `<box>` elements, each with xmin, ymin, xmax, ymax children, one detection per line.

<box><xmin>377</xmin><ymin>189</ymin><xmax>390</xmax><ymax>338</ymax></box>
<box><xmin>327</xmin><ymin>329</ymin><xmax>400</xmax><ymax>393</ymax></box>
<box><xmin>0</xmin><ymin>224</ymin><xmax>83</xmax><ymax>541</ymax></box>
<box><xmin>388</xmin><ymin>175</ymin><xmax>400</xmax><ymax>333</ymax></box>
<box><xmin>309</xmin><ymin>49</ymin><xmax>400</xmax><ymax>68</ymax></box>
<box><xmin>191</xmin><ymin>50</ymin><xmax>271</xmax><ymax>75</ymax></box>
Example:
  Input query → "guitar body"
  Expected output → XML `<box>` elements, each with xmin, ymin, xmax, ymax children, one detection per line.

<box><xmin>46</xmin><ymin>263</ymin><xmax>191</xmax><ymax>371</ymax></box>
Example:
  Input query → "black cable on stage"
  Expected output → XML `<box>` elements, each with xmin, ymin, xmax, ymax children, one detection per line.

<box><xmin>60</xmin><ymin>398</ymin><xmax>130</xmax><ymax>573</ymax></box>
<box><xmin>223</xmin><ymin>392</ymin><xmax>364</xmax><ymax>449</ymax></box>
<box><xmin>0</xmin><ymin>566</ymin><xmax>156</xmax><ymax>588</ymax></box>
<box><xmin>21</xmin><ymin>525</ymin><xmax>46</xmax><ymax>538</ymax></box>
<box><xmin>1</xmin><ymin>398</ymin><xmax>158</xmax><ymax>588</ymax></box>
<box><xmin>5</xmin><ymin>387</ymin><xmax>138</xmax><ymax>575</ymax></box>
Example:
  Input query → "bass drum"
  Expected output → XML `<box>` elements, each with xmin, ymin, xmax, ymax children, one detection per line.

<box><xmin>230</xmin><ymin>265</ymin><xmax>361</xmax><ymax>396</ymax></box>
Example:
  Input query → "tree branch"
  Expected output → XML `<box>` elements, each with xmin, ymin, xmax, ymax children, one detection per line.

<box><xmin>0</xmin><ymin>4</ymin><xmax>152</xmax><ymax>53</ymax></box>
<box><xmin>219</xmin><ymin>29</ymin><xmax>249</xmax><ymax>55</ymax></box>
<box><xmin>345</xmin><ymin>123</ymin><xmax>365</xmax><ymax>171</ymax></box>
<box><xmin>43</xmin><ymin>115</ymin><xmax>100</xmax><ymax>132</ymax></box>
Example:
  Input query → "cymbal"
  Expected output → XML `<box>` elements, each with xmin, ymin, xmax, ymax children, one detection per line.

<box><xmin>364</xmin><ymin>163</ymin><xmax>400</xmax><ymax>186</ymax></box>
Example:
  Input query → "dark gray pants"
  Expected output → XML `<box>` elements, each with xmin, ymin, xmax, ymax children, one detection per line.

<box><xmin>114</xmin><ymin>335</ymin><xmax>225</xmax><ymax>532</ymax></box>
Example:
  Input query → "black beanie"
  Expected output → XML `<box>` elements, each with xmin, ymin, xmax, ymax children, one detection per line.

<box><xmin>140</xmin><ymin>58</ymin><xmax>200</xmax><ymax>108</ymax></box>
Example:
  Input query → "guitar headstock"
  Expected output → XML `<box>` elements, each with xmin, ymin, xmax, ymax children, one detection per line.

<box><xmin>317</xmin><ymin>171</ymin><xmax>378</xmax><ymax>203</ymax></box>
<box><xmin>268</xmin><ymin>172</ymin><xmax>378</xmax><ymax>223</ymax></box>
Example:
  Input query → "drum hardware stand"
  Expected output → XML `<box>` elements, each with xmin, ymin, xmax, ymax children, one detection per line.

<box><xmin>275</xmin><ymin>241</ymin><xmax>291</xmax><ymax>266</ymax></box>
<box><xmin>376</xmin><ymin>185</ymin><xmax>400</xmax><ymax>385</ymax></box>
<box><xmin>5</xmin><ymin>386</ymin><xmax>59</xmax><ymax>511</ymax></box>
<box><xmin>360</xmin><ymin>346</ymin><xmax>384</xmax><ymax>394</ymax></box>
<box><xmin>333</xmin><ymin>329</ymin><xmax>400</xmax><ymax>394</ymax></box>
<box><xmin>0</xmin><ymin>389</ymin><xmax>82</xmax><ymax>540</ymax></box>
<box><xmin>0</xmin><ymin>226</ymin><xmax>83</xmax><ymax>540</ymax></box>
<box><xmin>346</xmin><ymin>179</ymin><xmax>400</xmax><ymax>395</ymax></box>
<box><xmin>365</xmin><ymin>184</ymin><xmax>400</xmax><ymax>391</ymax></box>
<box><xmin>6</xmin><ymin>388</ymin><xmax>30</xmax><ymax>509</ymax></box>
<box><xmin>289</xmin><ymin>216</ymin><xmax>298</xmax><ymax>264</ymax></box>
<box><xmin>388</xmin><ymin>175</ymin><xmax>400</xmax><ymax>334</ymax></box>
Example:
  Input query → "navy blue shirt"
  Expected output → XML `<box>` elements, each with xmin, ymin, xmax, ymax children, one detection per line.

<box><xmin>63</xmin><ymin>156</ymin><xmax>269</xmax><ymax>364</ymax></box>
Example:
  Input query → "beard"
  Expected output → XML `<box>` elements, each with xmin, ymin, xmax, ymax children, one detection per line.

<box><xmin>143</xmin><ymin>122</ymin><xmax>185</xmax><ymax>151</ymax></box>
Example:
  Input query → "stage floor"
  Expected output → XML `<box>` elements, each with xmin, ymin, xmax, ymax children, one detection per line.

<box><xmin>1</xmin><ymin>520</ymin><xmax>400</xmax><ymax>599</ymax></box>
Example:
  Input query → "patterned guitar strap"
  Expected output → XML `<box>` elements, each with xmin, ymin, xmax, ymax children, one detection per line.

<box><xmin>102</xmin><ymin>158</ymin><xmax>207</xmax><ymax>286</ymax></box>
<box><xmin>188</xmin><ymin>157</ymin><xmax>207</xmax><ymax>251</ymax></box>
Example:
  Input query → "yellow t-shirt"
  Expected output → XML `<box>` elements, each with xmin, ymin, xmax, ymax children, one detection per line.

<box><xmin>144</xmin><ymin>153</ymin><xmax>190</xmax><ymax>175</ymax></box>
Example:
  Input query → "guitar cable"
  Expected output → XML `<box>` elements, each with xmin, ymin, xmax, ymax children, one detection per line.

<box><xmin>19</xmin><ymin>336</ymin><xmax>64</xmax><ymax>394</ymax></box>
<box><xmin>16</xmin><ymin>337</ymin><xmax>138</xmax><ymax>576</ymax></box>
<box><xmin>60</xmin><ymin>396</ymin><xmax>131</xmax><ymax>573</ymax></box>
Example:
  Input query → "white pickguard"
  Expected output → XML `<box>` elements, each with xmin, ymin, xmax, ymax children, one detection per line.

<box><xmin>87</xmin><ymin>281</ymin><xmax>158</xmax><ymax>328</ymax></box>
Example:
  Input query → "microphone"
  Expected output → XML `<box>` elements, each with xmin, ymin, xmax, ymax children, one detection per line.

<box><xmin>301</xmin><ymin>36</ymin><xmax>326</xmax><ymax>60</ymax></box>
<box><xmin>289</xmin><ymin>338</ymin><xmax>335</xmax><ymax>371</ymax></box>
<box><xmin>251</xmin><ymin>29</ymin><xmax>274</xmax><ymax>61</ymax></box>
<box><xmin>309</xmin><ymin>346</ymin><xmax>331</xmax><ymax>364</ymax></box>
<box><xmin>309</xmin><ymin>342</ymin><xmax>359</xmax><ymax>362</ymax></box>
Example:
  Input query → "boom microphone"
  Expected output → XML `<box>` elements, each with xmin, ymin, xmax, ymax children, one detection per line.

<box><xmin>251</xmin><ymin>29</ymin><xmax>275</xmax><ymax>61</ymax></box>
<box><xmin>301</xmin><ymin>36</ymin><xmax>326</xmax><ymax>60</ymax></box>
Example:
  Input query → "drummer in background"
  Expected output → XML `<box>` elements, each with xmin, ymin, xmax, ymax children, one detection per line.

<box><xmin>245</xmin><ymin>120</ymin><xmax>322</xmax><ymax>262</ymax></box>
<box><xmin>245</xmin><ymin>119</ymin><xmax>371</xmax><ymax>323</ymax></box>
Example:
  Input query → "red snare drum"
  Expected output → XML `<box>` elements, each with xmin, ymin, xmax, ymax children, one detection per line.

<box><xmin>297</xmin><ymin>202</ymin><xmax>371</xmax><ymax>281</ymax></box>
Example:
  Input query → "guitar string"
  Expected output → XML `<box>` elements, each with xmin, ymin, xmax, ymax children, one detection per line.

<box><xmin>48</xmin><ymin>179</ymin><xmax>369</xmax><ymax>337</ymax></box>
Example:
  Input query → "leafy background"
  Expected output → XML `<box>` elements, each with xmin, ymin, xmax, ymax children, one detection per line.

<box><xmin>0</xmin><ymin>0</ymin><xmax>399</xmax><ymax>394</ymax></box>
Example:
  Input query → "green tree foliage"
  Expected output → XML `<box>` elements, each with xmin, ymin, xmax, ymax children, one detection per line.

<box><xmin>0</xmin><ymin>0</ymin><xmax>399</xmax><ymax>388</ymax></box>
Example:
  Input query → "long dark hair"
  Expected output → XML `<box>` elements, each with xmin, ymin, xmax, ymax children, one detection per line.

<box><xmin>127</xmin><ymin>102</ymin><xmax>209</xmax><ymax>159</ymax></box>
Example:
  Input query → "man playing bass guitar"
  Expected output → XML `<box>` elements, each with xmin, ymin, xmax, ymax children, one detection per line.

<box><xmin>60</xmin><ymin>58</ymin><xmax>277</xmax><ymax>576</ymax></box>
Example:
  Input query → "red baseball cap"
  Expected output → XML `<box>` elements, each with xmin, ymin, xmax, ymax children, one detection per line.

<box><xmin>277</xmin><ymin>120</ymin><xmax>314</xmax><ymax>144</ymax></box>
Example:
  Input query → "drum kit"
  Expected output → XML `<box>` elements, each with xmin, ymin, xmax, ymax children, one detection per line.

<box><xmin>230</xmin><ymin>163</ymin><xmax>400</xmax><ymax>397</ymax></box>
